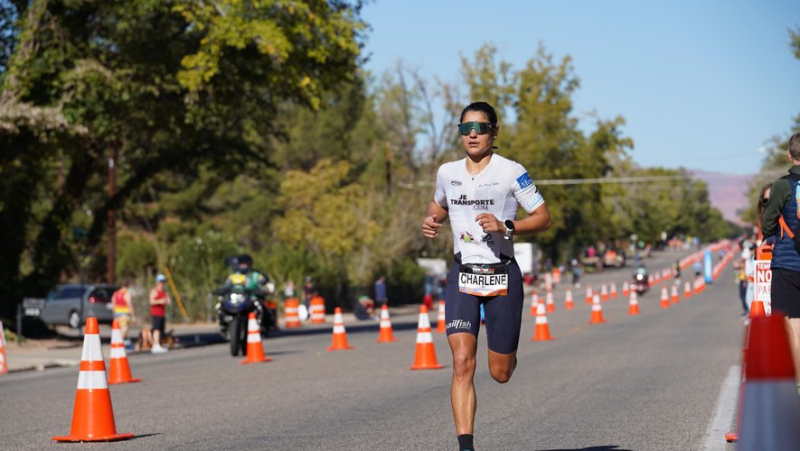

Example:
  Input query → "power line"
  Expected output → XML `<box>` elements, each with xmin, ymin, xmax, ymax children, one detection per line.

<box><xmin>398</xmin><ymin>174</ymin><xmax>692</xmax><ymax>189</ymax></box>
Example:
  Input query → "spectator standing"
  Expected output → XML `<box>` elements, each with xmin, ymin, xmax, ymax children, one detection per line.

<box><xmin>374</xmin><ymin>275</ymin><xmax>388</xmax><ymax>312</ymax></box>
<box><xmin>112</xmin><ymin>281</ymin><xmax>135</xmax><ymax>349</ymax></box>
<box><xmin>149</xmin><ymin>274</ymin><xmax>171</xmax><ymax>354</ymax></box>
<box><xmin>761</xmin><ymin>132</ymin><xmax>800</xmax><ymax>394</ymax></box>
<box><xmin>570</xmin><ymin>259</ymin><xmax>582</xmax><ymax>288</ymax></box>
<box><xmin>302</xmin><ymin>276</ymin><xmax>314</xmax><ymax>309</ymax></box>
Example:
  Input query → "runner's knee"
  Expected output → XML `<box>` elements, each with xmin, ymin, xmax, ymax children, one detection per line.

<box><xmin>452</xmin><ymin>351</ymin><xmax>476</xmax><ymax>381</ymax></box>
<box><xmin>489</xmin><ymin>364</ymin><xmax>513</xmax><ymax>384</ymax></box>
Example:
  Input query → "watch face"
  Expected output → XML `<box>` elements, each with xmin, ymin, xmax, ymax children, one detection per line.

<box><xmin>504</xmin><ymin>220</ymin><xmax>514</xmax><ymax>231</ymax></box>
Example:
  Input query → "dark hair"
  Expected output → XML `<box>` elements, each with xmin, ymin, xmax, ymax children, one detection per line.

<box><xmin>460</xmin><ymin>102</ymin><xmax>498</xmax><ymax>124</ymax></box>
<box><xmin>757</xmin><ymin>182</ymin><xmax>773</xmax><ymax>228</ymax></box>
<box><xmin>790</xmin><ymin>132</ymin><xmax>800</xmax><ymax>161</ymax></box>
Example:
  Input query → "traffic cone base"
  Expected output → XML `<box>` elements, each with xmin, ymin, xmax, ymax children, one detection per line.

<box><xmin>52</xmin><ymin>318</ymin><xmax>133</xmax><ymax>443</ymax></box>
<box><xmin>410</xmin><ymin>306</ymin><xmax>443</xmax><ymax>370</ymax></box>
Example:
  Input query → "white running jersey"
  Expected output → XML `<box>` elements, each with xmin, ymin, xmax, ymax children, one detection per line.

<box><xmin>434</xmin><ymin>154</ymin><xmax>545</xmax><ymax>264</ymax></box>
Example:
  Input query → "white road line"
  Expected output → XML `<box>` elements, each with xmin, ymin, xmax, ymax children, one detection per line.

<box><xmin>701</xmin><ymin>365</ymin><xmax>740</xmax><ymax>451</ymax></box>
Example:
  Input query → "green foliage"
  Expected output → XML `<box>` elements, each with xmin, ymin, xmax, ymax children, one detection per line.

<box><xmin>168</xmin><ymin>230</ymin><xmax>241</xmax><ymax>320</ymax></box>
<box><xmin>0</xmin><ymin>0</ymin><xmax>366</xmax><ymax>319</ymax></box>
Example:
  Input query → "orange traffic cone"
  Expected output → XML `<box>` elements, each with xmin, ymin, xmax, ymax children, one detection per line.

<box><xmin>52</xmin><ymin>318</ymin><xmax>134</xmax><ymax>443</ymax></box>
<box><xmin>532</xmin><ymin>303</ymin><xmax>555</xmax><ymax>341</ymax></box>
<box><xmin>610</xmin><ymin>283</ymin><xmax>618</xmax><ymax>299</ymax></box>
<box><xmin>654</xmin><ymin>273</ymin><xmax>661</xmax><ymax>285</ymax></box>
<box><xmin>684</xmin><ymin>281</ymin><xmax>692</xmax><ymax>299</ymax></box>
<box><xmin>663</xmin><ymin>269</ymin><xmax>672</xmax><ymax>282</ymax></box>
<box><xmin>670</xmin><ymin>284</ymin><xmax>680</xmax><ymax>304</ymax></box>
<box><xmin>564</xmin><ymin>289</ymin><xmax>574</xmax><ymax>310</ymax></box>
<box><xmin>326</xmin><ymin>307</ymin><xmax>353</xmax><ymax>351</ymax></box>
<box><xmin>628</xmin><ymin>291</ymin><xmax>640</xmax><ymax>316</ymax></box>
<box><xmin>377</xmin><ymin>305</ymin><xmax>398</xmax><ymax>342</ymax></box>
<box><xmin>749</xmin><ymin>300</ymin><xmax>766</xmax><ymax>318</ymax></box>
<box><xmin>601</xmin><ymin>284</ymin><xmax>609</xmax><ymax>302</ymax></box>
<box><xmin>436</xmin><ymin>300</ymin><xmax>446</xmax><ymax>333</ymax></box>
<box><xmin>410</xmin><ymin>305</ymin><xmax>444</xmax><ymax>370</ymax></box>
<box><xmin>0</xmin><ymin>321</ymin><xmax>8</xmax><ymax>375</ymax></box>
<box><xmin>738</xmin><ymin>313</ymin><xmax>800</xmax><ymax>450</ymax></box>
<box><xmin>694</xmin><ymin>277</ymin><xmax>704</xmax><ymax>294</ymax></box>
<box><xmin>589</xmin><ymin>294</ymin><xmax>606</xmax><ymax>324</ymax></box>
<box><xmin>107</xmin><ymin>320</ymin><xmax>141</xmax><ymax>384</ymax></box>
<box><xmin>284</xmin><ymin>298</ymin><xmax>302</xmax><ymax>328</ymax></box>
<box><xmin>529</xmin><ymin>292</ymin><xmax>539</xmax><ymax>316</ymax></box>
<box><xmin>241</xmin><ymin>312</ymin><xmax>272</xmax><ymax>364</ymax></box>
<box><xmin>660</xmin><ymin>287</ymin><xmax>670</xmax><ymax>309</ymax></box>
<box><xmin>309</xmin><ymin>295</ymin><xmax>326</xmax><ymax>324</ymax></box>
<box><xmin>622</xmin><ymin>281</ymin><xmax>630</xmax><ymax>297</ymax></box>
<box><xmin>585</xmin><ymin>286</ymin><xmax>593</xmax><ymax>305</ymax></box>
<box><xmin>545</xmin><ymin>291</ymin><xmax>555</xmax><ymax>313</ymax></box>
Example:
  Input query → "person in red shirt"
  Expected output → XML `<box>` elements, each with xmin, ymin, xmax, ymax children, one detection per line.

<box><xmin>149</xmin><ymin>274</ymin><xmax>172</xmax><ymax>353</ymax></box>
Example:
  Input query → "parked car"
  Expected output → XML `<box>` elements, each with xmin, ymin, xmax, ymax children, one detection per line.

<box><xmin>40</xmin><ymin>284</ymin><xmax>118</xmax><ymax>329</ymax></box>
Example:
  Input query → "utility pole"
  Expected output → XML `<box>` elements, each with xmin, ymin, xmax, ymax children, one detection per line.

<box><xmin>107</xmin><ymin>147</ymin><xmax>116</xmax><ymax>284</ymax></box>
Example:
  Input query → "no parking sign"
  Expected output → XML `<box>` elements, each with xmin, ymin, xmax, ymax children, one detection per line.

<box><xmin>754</xmin><ymin>260</ymin><xmax>772</xmax><ymax>314</ymax></box>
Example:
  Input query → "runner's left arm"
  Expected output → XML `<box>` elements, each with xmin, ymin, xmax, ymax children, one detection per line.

<box><xmin>507</xmin><ymin>167</ymin><xmax>551</xmax><ymax>235</ymax></box>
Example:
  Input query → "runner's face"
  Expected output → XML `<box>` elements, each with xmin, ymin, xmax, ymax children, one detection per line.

<box><xmin>460</xmin><ymin>111</ymin><xmax>497</xmax><ymax>158</ymax></box>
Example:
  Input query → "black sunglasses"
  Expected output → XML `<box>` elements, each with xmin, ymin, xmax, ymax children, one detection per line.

<box><xmin>458</xmin><ymin>121</ymin><xmax>495</xmax><ymax>136</ymax></box>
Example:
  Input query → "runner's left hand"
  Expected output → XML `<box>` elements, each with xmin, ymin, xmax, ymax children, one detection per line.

<box><xmin>475</xmin><ymin>214</ymin><xmax>505</xmax><ymax>234</ymax></box>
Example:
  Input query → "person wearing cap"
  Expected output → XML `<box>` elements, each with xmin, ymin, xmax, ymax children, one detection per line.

<box><xmin>149</xmin><ymin>274</ymin><xmax>172</xmax><ymax>353</ymax></box>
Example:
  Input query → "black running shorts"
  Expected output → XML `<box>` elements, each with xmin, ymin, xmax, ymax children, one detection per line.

<box><xmin>444</xmin><ymin>254</ymin><xmax>524</xmax><ymax>354</ymax></box>
<box><xmin>151</xmin><ymin>315</ymin><xmax>166</xmax><ymax>334</ymax></box>
<box><xmin>771</xmin><ymin>267</ymin><xmax>800</xmax><ymax>318</ymax></box>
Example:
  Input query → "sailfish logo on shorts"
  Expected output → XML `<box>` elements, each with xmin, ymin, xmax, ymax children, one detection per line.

<box><xmin>447</xmin><ymin>319</ymin><xmax>472</xmax><ymax>330</ymax></box>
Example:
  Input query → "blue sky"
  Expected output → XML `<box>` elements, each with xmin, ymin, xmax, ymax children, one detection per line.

<box><xmin>361</xmin><ymin>0</ymin><xmax>800</xmax><ymax>175</ymax></box>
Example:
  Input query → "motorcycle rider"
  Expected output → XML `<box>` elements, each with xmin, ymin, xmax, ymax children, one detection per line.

<box><xmin>225</xmin><ymin>257</ymin><xmax>269</xmax><ymax>294</ymax></box>
<box><xmin>221</xmin><ymin>255</ymin><xmax>276</xmax><ymax>334</ymax></box>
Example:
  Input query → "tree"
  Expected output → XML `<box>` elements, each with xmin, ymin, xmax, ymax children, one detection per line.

<box><xmin>0</xmin><ymin>0</ymin><xmax>366</xmax><ymax>320</ymax></box>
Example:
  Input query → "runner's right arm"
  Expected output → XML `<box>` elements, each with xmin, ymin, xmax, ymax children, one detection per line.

<box><xmin>422</xmin><ymin>201</ymin><xmax>448</xmax><ymax>238</ymax></box>
<box><xmin>422</xmin><ymin>166</ymin><xmax>449</xmax><ymax>239</ymax></box>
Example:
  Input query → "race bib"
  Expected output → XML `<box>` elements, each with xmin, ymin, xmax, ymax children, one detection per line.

<box><xmin>458</xmin><ymin>272</ymin><xmax>508</xmax><ymax>297</ymax></box>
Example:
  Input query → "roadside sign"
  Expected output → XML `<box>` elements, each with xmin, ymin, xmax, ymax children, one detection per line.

<box><xmin>754</xmin><ymin>260</ymin><xmax>772</xmax><ymax>314</ymax></box>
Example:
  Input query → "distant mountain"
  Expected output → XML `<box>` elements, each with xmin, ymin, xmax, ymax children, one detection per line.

<box><xmin>690</xmin><ymin>170</ymin><xmax>754</xmax><ymax>225</ymax></box>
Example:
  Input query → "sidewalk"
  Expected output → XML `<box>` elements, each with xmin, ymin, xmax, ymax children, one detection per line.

<box><xmin>3</xmin><ymin>304</ymin><xmax>422</xmax><ymax>374</ymax></box>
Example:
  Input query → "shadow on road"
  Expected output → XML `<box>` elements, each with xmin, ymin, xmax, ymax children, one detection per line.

<box><xmin>127</xmin><ymin>433</ymin><xmax>162</xmax><ymax>441</ymax></box>
<box><xmin>538</xmin><ymin>446</ymin><xmax>632</xmax><ymax>451</ymax></box>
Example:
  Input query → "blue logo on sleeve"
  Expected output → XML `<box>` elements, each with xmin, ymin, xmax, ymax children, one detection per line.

<box><xmin>516</xmin><ymin>172</ymin><xmax>533</xmax><ymax>189</ymax></box>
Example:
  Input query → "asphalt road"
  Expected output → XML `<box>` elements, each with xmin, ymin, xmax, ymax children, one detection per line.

<box><xmin>0</xmin><ymin>249</ymin><xmax>743</xmax><ymax>451</ymax></box>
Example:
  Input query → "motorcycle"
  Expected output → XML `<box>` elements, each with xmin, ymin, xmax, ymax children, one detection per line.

<box><xmin>631</xmin><ymin>267</ymin><xmax>650</xmax><ymax>295</ymax></box>
<box><xmin>214</xmin><ymin>255</ymin><xmax>277</xmax><ymax>357</ymax></box>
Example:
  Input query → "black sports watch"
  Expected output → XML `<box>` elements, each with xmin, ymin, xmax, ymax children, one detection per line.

<box><xmin>503</xmin><ymin>220</ymin><xmax>515</xmax><ymax>240</ymax></box>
